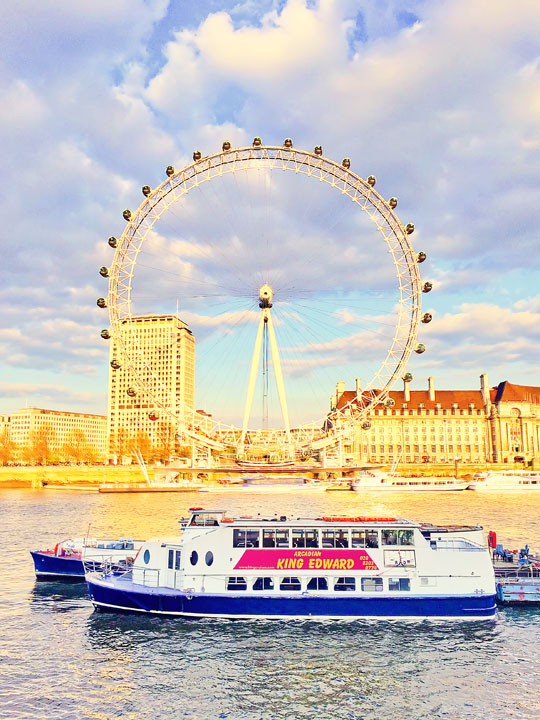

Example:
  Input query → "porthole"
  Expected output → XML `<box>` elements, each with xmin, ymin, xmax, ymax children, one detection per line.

<box><xmin>143</xmin><ymin>549</ymin><xmax>150</xmax><ymax>564</ymax></box>
<box><xmin>190</xmin><ymin>550</ymin><xmax>198</xmax><ymax>566</ymax></box>
<box><xmin>205</xmin><ymin>551</ymin><xmax>214</xmax><ymax>567</ymax></box>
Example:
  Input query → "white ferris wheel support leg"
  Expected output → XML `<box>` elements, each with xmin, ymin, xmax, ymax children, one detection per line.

<box><xmin>239</xmin><ymin>311</ymin><xmax>266</xmax><ymax>447</ymax></box>
<box><xmin>265</xmin><ymin>311</ymin><xmax>292</xmax><ymax>454</ymax></box>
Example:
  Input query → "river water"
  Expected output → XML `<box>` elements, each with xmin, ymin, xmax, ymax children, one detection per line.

<box><xmin>1</xmin><ymin>488</ymin><xmax>539</xmax><ymax>719</ymax></box>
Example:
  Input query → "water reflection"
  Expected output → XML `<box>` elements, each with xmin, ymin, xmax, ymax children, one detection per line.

<box><xmin>30</xmin><ymin>580</ymin><xmax>90</xmax><ymax>613</ymax></box>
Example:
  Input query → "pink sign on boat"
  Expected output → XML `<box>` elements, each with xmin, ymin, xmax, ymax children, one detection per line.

<box><xmin>234</xmin><ymin>549</ymin><xmax>378</xmax><ymax>571</ymax></box>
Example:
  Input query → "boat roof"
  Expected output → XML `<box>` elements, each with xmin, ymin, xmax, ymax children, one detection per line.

<box><xmin>184</xmin><ymin>508</ymin><xmax>413</xmax><ymax>526</ymax></box>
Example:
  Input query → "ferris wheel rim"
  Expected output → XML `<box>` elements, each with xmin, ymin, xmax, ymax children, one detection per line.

<box><xmin>105</xmin><ymin>143</ymin><xmax>424</xmax><ymax>448</ymax></box>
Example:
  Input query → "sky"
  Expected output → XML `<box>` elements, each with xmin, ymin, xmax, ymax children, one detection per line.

<box><xmin>2</xmin><ymin>0</ymin><xmax>540</xmax><ymax>429</ymax></box>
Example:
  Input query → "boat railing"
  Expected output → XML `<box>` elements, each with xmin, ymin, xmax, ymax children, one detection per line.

<box><xmin>433</xmin><ymin>538</ymin><xmax>485</xmax><ymax>552</ymax></box>
<box><xmin>84</xmin><ymin>556</ymin><xmax>134</xmax><ymax>577</ymax></box>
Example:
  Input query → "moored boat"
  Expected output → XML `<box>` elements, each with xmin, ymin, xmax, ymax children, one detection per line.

<box><xmin>86</xmin><ymin>508</ymin><xmax>496</xmax><ymax>620</ymax></box>
<box><xmin>31</xmin><ymin>537</ymin><xmax>143</xmax><ymax>580</ymax></box>
<box><xmin>198</xmin><ymin>475</ymin><xmax>330</xmax><ymax>493</ymax></box>
<box><xmin>351</xmin><ymin>469</ymin><xmax>469</xmax><ymax>492</ymax></box>
<box><xmin>468</xmin><ymin>470</ymin><xmax>540</xmax><ymax>491</ymax></box>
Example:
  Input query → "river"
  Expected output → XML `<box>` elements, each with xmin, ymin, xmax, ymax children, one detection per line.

<box><xmin>1</xmin><ymin>488</ymin><xmax>539</xmax><ymax>719</ymax></box>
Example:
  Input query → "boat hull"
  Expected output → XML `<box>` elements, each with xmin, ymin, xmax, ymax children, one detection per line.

<box><xmin>87</xmin><ymin>574</ymin><xmax>496</xmax><ymax>620</ymax></box>
<box><xmin>31</xmin><ymin>551</ymin><xmax>85</xmax><ymax>580</ymax></box>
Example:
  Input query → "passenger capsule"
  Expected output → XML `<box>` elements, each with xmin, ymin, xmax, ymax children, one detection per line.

<box><xmin>422</xmin><ymin>312</ymin><xmax>433</xmax><ymax>324</ymax></box>
<box><xmin>122</xmin><ymin>209</ymin><xmax>131</xmax><ymax>221</ymax></box>
<box><xmin>361</xmin><ymin>421</ymin><xmax>371</xmax><ymax>430</ymax></box>
<box><xmin>166</xmin><ymin>165</ymin><xmax>175</xmax><ymax>177</ymax></box>
<box><xmin>252</xmin><ymin>137</ymin><xmax>262</xmax><ymax>147</ymax></box>
<box><xmin>417</xmin><ymin>251</ymin><xmax>427</xmax><ymax>263</ymax></box>
<box><xmin>342</xmin><ymin>158</ymin><xmax>351</xmax><ymax>169</ymax></box>
<box><xmin>415</xmin><ymin>343</ymin><xmax>426</xmax><ymax>354</ymax></box>
<box><xmin>403</xmin><ymin>372</ymin><xmax>413</xmax><ymax>382</ymax></box>
<box><xmin>99</xmin><ymin>266</ymin><xmax>109</xmax><ymax>278</ymax></box>
<box><xmin>386</xmin><ymin>398</ymin><xmax>395</xmax><ymax>407</ymax></box>
<box><xmin>100</xmin><ymin>329</ymin><xmax>111</xmax><ymax>340</ymax></box>
<box><xmin>108</xmin><ymin>236</ymin><xmax>117</xmax><ymax>248</ymax></box>
<box><xmin>423</xmin><ymin>281</ymin><xmax>433</xmax><ymax>293</ymax></box>
<box><xmin>193</xmin><ymin>150</ymin><xmax>202</xmax><ymax>161</ymax></box>
<box><xmin>388</xmin><ymin>197</ymin><xmax>398</xmax><ymax>209</ymax></box>
<box><xmin>110</xmin><ymin>359</ymin><xmax>121</xmax><ymax>370</ymax></box>
<box><xmin>222</xmin><ymin>141</ymin><xmax>231</xmax><ymax>151</ymax></box>
<box><xmin>148</xmin><ymin>412</ymin><xmax>158</xmax><ymax>421</ymax></box>
<box><xmin>405</xmin><ymin>223</ymin><xmax>415</xmax><ymax>234</ymax></box>
<box><xmin>127</xmin><ymin>387</ymin><xmax>136</xmax><ymax>397</ymax></box>
<box><xmin>96</xmin><ymin>297</ymin><xmax>107</xmax><ymax>308</ymax></box>
<box><xmin>283</xmin><ymin>138</ymin><xmax>293</xmax><ymax>148</ymax></box>
<box><xmin>142</xmin><ymin>185</ymin><xmax>151</xmax><ymax>197</ymax></box>
<box><xmin>367</xmin><ymin>175</ymin><xmax>376</xmax><ymax>186</ymax></box>
<box><xmin>314</xmin><ymin>145</ymin><xmax>323</xmax><ymax>156</ymax></box>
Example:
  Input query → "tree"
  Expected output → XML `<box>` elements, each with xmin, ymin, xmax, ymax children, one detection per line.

<box><xmin>62</xmin><ymin>429</ymin><xmax>98</xmax><ymax>464</ymax></box>
<box><xmin>0</xmin><ymin>427</ymin><xmax>16</xmax><ymax>465</ymax></box>
<box><xmin>154</xmin><ymin>421</ymin><xmax>177</xmax><ymax>463</ymax></box>
<box><xmin>132</xmin><ymin>430</ymin><xmax>153</xmax><ymax>462</ymax></box>
<box><xmin>24</xmin><ymin>423</ymin><xmax>57</xmax><ymax>465</ymax></box>
<box><xmin>109</xmin><ymin>427</ymin><xmax>132</xmax><ymax>464</ymax></box>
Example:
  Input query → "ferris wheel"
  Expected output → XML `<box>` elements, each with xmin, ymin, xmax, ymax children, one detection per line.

<box><xmin>97</xmin><ymin>139</ymin><xmax>432</xmax><ymax>458</ymax></box>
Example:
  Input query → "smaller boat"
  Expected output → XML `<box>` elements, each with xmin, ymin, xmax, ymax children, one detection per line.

<box><xmin>199</xmin><ymin>475</ymin><xmax>329</xmax><ymax>493</ymax></box>
<box><xmin>468</xmin><ymin>470</ymin><xmax>540</xmax><ymax>491</ymax></box>
<box><xmin>492</xmin><ymin>540</ymin><xmax>540</xmax><ymax>604</ymax></box>
<box><xmin>351</xmin><ymin>469</ymin><xmax>468</xmax><ymax>492</ymax></box>
<box><xmin>30</xmin><ymin>537</ymin><xmax>143</xmax><ymax>581</ymax></box>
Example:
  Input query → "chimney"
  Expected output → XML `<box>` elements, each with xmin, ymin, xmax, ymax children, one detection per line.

<box><xmin>355</xmin><ymin>377</ymin><xmax>362</xmax><ymax>397</ymax></box>
<box><xmin>428</xmin><ymin>376</ymin><xmax>435</xmax><ymax>402</ymax></box>
<box><xmin>336</xmin><ymin>381</ymin><xmax>345</xmax><ymax>401</ymax></box>
<box><xmin>404</xmin><ymin>379</ymin><xmax>410</xmax><ymax>402</ymax></box>
<box><xmin>480</xmin><ymin>373</ymin><xmax>491</xmax><ymax>413</ymax></box>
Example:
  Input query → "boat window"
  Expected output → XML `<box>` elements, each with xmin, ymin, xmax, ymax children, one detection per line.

<box><xmin>382</xmin><ymin>529</ymin><xmax>398</xmax><ymax>546</ymax></box>
<box><xmin>398</xmin><ymin>530</ymin><xmax>414</xmax><ymax>546</ymax></box>
<box><xmin>307</xmin><ymin>577</ymin><xmax>328</xmax><ymax>590</ymax></box>
<box><xmin>384</xmin><ymin>550</ymin><xmax>416</xmax><ymax>568</ymax></box>
<box><xmin>366</xmin><ymin>530</ymin><xmax>379</xmax><ymax>548</ymax></box>
<box><xmin>321</xmin><ymin>530</ymin><xmax>336</xmax><ymax>548</ymax></box>
<box><xmin>389</xmin><ymin>578</ymin><xmax>411</xmax><ymax>591</ymax></box>
<box><xmin>233</xmin><ymin>529</ymin><xmax>260</xmax><ymax>548</ymax></box>
<box><xmin>276</xmin><ymin>529</ymin><xmax>290</xmax><ymax>548</ymax></box>
<box><xmin>351</xmin><ymin>530</ymin><xmax>367</xmax><ymax>548</ymax></box>
<box><xmin>168</xmin><ymin>549</ymin><xmax>174</xmax><ymax>569</ymax></box>
<box><xmin>175</xmin><ymin>550</ymin><xmax>181</xmax><ymax>570</ymax></box>
<box><xmin>253</xmin><ymin>577</ymin><xmax>274</xmax><ymax>591</ymax></box>
<box><xmin>280</xmin><ymin>577</ymin><xmax>301</xmax><ymax>591</ymax></box>
<box><xmin>292</xmin><ymin>529</ymin><xmax>306</xmax><ymax>547</ymax></box>
<box><xmin>205</xmin><ymin>551</ymin><xmax>213</xmax><ymax>567</ymax></box>
<box><xmin>334</xmin><ymin>577</ymin><xmax>356</xmax><ymax>591</ymax></box>
<box><xmin>263</xmin><ymin>529</ymin><xmax>276</xmax><ymax>547</ymax></box>
<box><xmin>190</xmin><ymin>550</ymin><xmax>198</xmax><ymax>566</ymax></box>
<box><xmin>190</xmin><ymin>513</ymin><xmax>219</xmax><ymax>526</ymax></box>
<box><xmin>361</xmin><ymin>577</ymin><xmax>383</xmax><ymax>592</ymax></box>
<box><xmin>143</xmin><ymin>549</ymin><xmax>150</xmax><ymax>565</ymax></box>
<box><xmin>336</xmin><ymin>530</ymin><xmax>349</xmax><ymax>548</ymax></box>
<box><xmin>227</xmin><ymin>576</ymin><xmax>247</xmax><ymax>590</ymax></box>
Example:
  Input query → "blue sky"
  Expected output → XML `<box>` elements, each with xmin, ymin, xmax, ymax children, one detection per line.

<box><xmin>1</xmin><ymin>0</ymin><xmax>540</xmax><ymax>428</ymax></box>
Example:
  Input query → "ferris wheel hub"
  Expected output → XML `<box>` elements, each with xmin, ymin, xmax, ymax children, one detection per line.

<box><xmin>258</xmin><ymin>284</ymin><xmax>273</xmax><ymax>308</ymax></box>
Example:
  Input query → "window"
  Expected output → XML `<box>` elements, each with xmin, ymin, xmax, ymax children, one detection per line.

<box><xmin>233</xmin><ymin>529</ymin><xmax>260</xmax><ymax>548</ymax></box>
<box><xmin>190</xmin><ymin>550</ymin><xmax>198</xmax><ymax>566</ymax></box>
<box><xmin>382</xmin><ymin>529</ymin><xmax>398</xmax><ymax>545</ymax></box>
<box><xmin>280</xmin><ymin>577</ymin><xmax>301</xmax><ymax>591</ymax></box>
<box><xmin>253</xmin><ymin>577</ymin><xmax>274</xmax><ymax>591</ymax></box>
<box><xmin>361</xmin><ymin>577</ymin><xmax>383</xmax><ymax>592</ymax></box>
<box><xmin>227</xmin><ymin>577</ymin><xmax>247</xmax><ymax>590</ymax></box>
<box><xmin>389</xmin><ymin>578</ymin><xmax>411</xmax><ymax>591</ymax></box>
<box><xmin>351</xmin><ymin>529</ymin><xmax>367</xmax><ymax>548</ymax></box>
<box><xmin>307</xmin><ymin>577</ymin><xmax>328</xmax><ymax>591</ymax></box>
<box><xmin>143</xmin><ymin>549</ymin><xmax>150</xmax><ymax>564</ymax></box>
<box><xmin>205</xmin><ymin>551</ymin><xmax>214</xmax><ymax>567</ymax></box>
<box><xmin>398</xmin><ymin>530</ymin><xmax>414</xmax><ymax>546</ymax></box>
<box><xmin>366</xmin><ymin>530</ymin><xmax>379</xmax><ymax>548</ymax></box>
<box><xmin>334</xmin><ymin>577</ymin><xmax>356</xmax><ymax>591</ymax></box>
<box><xmin>168</xmin><ymin>549</ymin><xmax>174</xmax><ymax>569</ymax></box>
<box><xmin>175</xmin><ymin>551</ymin><xmax>181</xmax><ymax>570</ymax></box>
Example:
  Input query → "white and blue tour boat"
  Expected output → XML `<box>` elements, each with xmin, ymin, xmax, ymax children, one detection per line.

<box><xmin>31</xmin><ymin>537</ymin><xmax>143</xmax><ymax>580</ymax></box>
<box><xmin>86</xmin><ymin>509</ymin><xmax>496</xmax><ymax>619</ymax></box>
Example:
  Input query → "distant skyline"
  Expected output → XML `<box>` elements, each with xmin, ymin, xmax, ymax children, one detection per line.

<box><xmin>2</xmin><ymin>0</ymin><xmax>540</xmax><ymax>426</ymax></box>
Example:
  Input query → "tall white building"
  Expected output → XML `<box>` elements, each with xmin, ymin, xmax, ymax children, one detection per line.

<box><xmin>107</xmin><ymin>314</ymin><xmax>195</xmax><ymax>456</ymax></box>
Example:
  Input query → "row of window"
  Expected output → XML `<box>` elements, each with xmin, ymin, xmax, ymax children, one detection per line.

<box><xmin>232</xmin><ymin>527</ymin><xmax>414</xmax><ymax>549</ymax></box>
<box><xmin>226</xmin><ymin>576</ymin><xmax>411</xmax><ymax>592</ymax></box>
